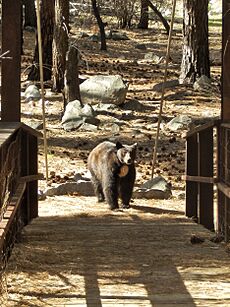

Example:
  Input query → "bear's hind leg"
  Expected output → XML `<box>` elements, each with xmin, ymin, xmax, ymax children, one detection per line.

<box><xmin>103</xmin><ymin>176</ymin><xmax>119</xmax><ymax>210</ymax></box>
<box><xmin>91</xmin><ymin>175</ymin><xmax>105</xmax><ymax>202</ymax></box>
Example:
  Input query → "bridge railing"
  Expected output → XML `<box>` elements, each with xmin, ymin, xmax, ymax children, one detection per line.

<box><xmin>185</xmin><ymin>119</ymin><xmax>230</xmax><ymax>242</ymax></box>
<box><xmin>0</xmin><ymin>122</ymin><xmax>42</xmax><ymax>264</ymax></box>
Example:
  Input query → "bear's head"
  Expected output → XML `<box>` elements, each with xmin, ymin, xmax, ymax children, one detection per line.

<box><xmin>116</xmin><ymin>141</ymin><xmax>137</xmax><ymax>165</ymax></box>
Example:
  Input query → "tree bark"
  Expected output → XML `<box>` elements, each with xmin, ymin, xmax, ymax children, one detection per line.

<box><xmin>179</xmin><ymin>0</ymin><xmax>210</xmax><ymax>84</ymax></box>
<box><xmin>23</xmin><ymin>0</ymin><xmax>36</xmax><ymax>28</ymax></box>
<box><xmin>146</xmin><ymin>0</ymin><xmax>170</xmax><ymax>35</ymax></box>
<box><xmin>91</xmin><ymin>0</ymin><xmax>107</xmax><ymax>51</ymax></box>
<box><xmin>52</xmin><ymin>0</ymin><xmax>69</xmax><ymax>92</ymax></box>
<box><xmin>64</xmin><ymin>45</ymin><xmax>81</xmax><ymax>109</ymax></box>
<box><xmin>138</xmin><ymin>0</ymin><xmax>149</xmax><ymax>29</ymax></box>
<box><xmin>28</xmin><ymin>0</ymin><xmax>55</xmax><ymax>81</ymax></box>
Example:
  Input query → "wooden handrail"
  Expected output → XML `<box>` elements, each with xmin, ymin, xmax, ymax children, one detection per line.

<box><xmin>184</xmin><ymin>175</ymin><xmax>218</xmax><ymax>184</ymax></box>
<box><xmin>186</xmin><ymin>119</ymin><xmax>220</xmax><ymax>138</ymax></box>
<box><xmin>217</xmin><ymin>182</ymin><xmax>230</xmax><ymax>198</ymax></box>
<box><xmin>19</xmin><ymin>173</ymin><xmax>44</xmax><ymax>183</ymax></box>
<box><xmin>0</xmin><ymin>122</ymin><xmax>42</xmax><ymax>148</ymax></box>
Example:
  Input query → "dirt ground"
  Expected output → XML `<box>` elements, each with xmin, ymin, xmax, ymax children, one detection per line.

<box><xmin>3</xmin><ymin>15</ymin><xmax>230</xmax><ymax>307</ymax></box>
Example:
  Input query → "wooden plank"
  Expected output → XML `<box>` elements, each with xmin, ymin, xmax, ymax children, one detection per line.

<box><xmin>19</xmin><ymin>173</ymin><xmax>44</xmax><ymax>183</ymax></box>
<box><xmin>0</xmin><ymin>123</ymin><xmax>21</xmax><ymax>147</ymax></box>
<box><xmin>225</xmin><ymin>197</ymin><xmax>230</xmax><ymax>241</ymax></box>
<box><xmin>0</xmin><ymin>122</ymin><xmax>42</xmax><ymax>139</ymax></box>
<box><xmin>198</xmin><ymin>128</ymin><xmax>214</xmax><ymax>230</ymax></box>
<box><xmin>185</xmin><ymin>134</ymin><xmax>198</xmax><ymax>218</ymax></box>
<box><xmin>0</xmin><ymin>182</ymin><xmax>26</xmax><ymax>248</ymax></box>
<box><xmin>220</xmin><ymin>122</ymin><xmax>230</xmax><ymax>129</ymax></box>
<box><xmin>217</xmin><ymin>182</ymin><xmax>230</xmax><ymax>198</ymax></box>
<box><xmin>27</xmin><ymin>134</ymin><xmax>39</xmax><ymax>220</ymax></box>
<box><xmin>20</xmin><ymin>123</ymin><xmax>43</xmax><ymax>138</ymax></box>
<box><xmin>184</xmin><ymin>175</ymin><xmax>217</xmax><ymax>184</ymax></box>
<box><xmin>222</xmin><ymin>1</ymin><xmax>230</xmax><ymax>120</ymax></box>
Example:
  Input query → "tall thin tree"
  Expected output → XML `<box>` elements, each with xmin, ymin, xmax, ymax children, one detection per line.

<box><xmin>179</xmin><ymin>0</ymin><xmax>210</xmax><ymax>84</ymax></box>
<box><xmin>138</xmin><ymin>0</ymin><xmax>149</xmax><ymax>29</ymax></box>
<box><xmin>52</xmin><ymin>0</ymin><xmax>69</xmax><ymax>92</ymax></box>
<box><xmin>91</xmin><ymin>0</ymin><xmax>107</xmax><ymax>51</ymax></box>
<box><xmin>28</xmin><ymin>0</ymin><xmax>55</xmax><ymax>81</ymax></box>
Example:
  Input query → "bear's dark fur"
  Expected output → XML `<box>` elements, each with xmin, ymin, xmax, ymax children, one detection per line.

<box><xmin>87</xmin><ymin>141</ymin><xmax>137</xmax><ymax>210</ymax></box>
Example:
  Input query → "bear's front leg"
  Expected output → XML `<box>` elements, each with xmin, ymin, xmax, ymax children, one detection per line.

<box><xmin>119</xmin><ymin>166</ymin><xmax>136</xmax><ymax>209</ymax></box>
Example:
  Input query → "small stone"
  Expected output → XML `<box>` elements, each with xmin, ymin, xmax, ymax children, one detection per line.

<box><xmin>190</xmin><ymin>235</ymin><xmax>205</xmax><ymax>244</ymax></box>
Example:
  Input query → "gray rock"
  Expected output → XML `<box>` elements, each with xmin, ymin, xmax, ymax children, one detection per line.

<box><xmin>89</xmin><ymin>34</ymin><xmax>99</xmax><ymax>42</ymax></box>
<box><xmin>24</xmin><ymin>84</ymin><xmax>41</xmax><ymax>102</ymax></box>
<box><xmin>166</xmin><ymin>115</ymin><xmax>192</xmax><ymax>132</ymax></box>
<box><xmin>61</xmin><ymin>100</ymin><xmax>93</xmax><ymax>123</ymax></box>
<box><xmin>153</xmin><ymin>79</ymin><xmax>179</xmax><ymax>92</ymax></box>
<box><xmin>74</xmin><ymin>172</ymin><xmax>91</xmax><ymax>182</ymax></box>
<box><xmin>135</xmin><ymin>44</ymin><xmax>147</xmax><ymax>50</ymax></box>
<box><xmin>144</xmin><ymin>52</ymin><xmax>163</xmax><ymax>63</ymax></box>
<box><xmin>27</xmin><ymin>120</ymin><xmax>43</xmax><ymax>130</ymax></box>
<box><xmin>62</xmin><ymin>119</ymin><xmax>84</xmax><ymax>131</ymax></box>
<box><xmin>79</xmin><ymin>122</ymin><xmax>99</xmax><ymax>131</ymax></box>
<box><xmin>133</xmin><ymin>176</ymin><xmax>172</xmax><ymax>199</ymax></box>
<box><xmin>44</xmin><ymin>181</ymin><xmax>94</xmax><ymax>197</ymax></box>
<box><xmin>80</xmin><ymin>75</ymin><xmax>128</xmax><ymax>105</ymax></box>
<box><xmin>122</xmin><ymin>99</ymin><xmax>145</xmax><ymax>112</ymax></box>
<box><xmin>61</xmin><ymin>100</ymin><xmax>99</xmax><ymax>131</ymax></box>
<box><xmin>193</xmin><ymin>75</ymin><xmax>212</xmax><ymax>93</ymax></box>
<box><xmin>105</xmin><ymin>30</ymin><xmax>113</xmax><ymax>39</ymax></box>
<box><xmin>111</xmin><ymin>32</ymin><xmax>129</xmax><ymax>40</ymax></box>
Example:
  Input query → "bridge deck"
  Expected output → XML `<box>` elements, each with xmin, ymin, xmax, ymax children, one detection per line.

<box><xmin>5</xmin><ymin>196</ymin><xmax>230</xmax><ymax>306</ymax></box>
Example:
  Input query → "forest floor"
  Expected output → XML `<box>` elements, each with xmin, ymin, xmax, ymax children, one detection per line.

<box><xmin>3</xmin><ymin>16</ymin><xmax>230</xmax><ymax>307</ymax></box>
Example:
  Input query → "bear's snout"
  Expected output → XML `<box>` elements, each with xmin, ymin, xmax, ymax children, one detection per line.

<box><xmin>123</xmin><ymin>152</ymin><xmax>133</xmax><ymax>164</ymax></box>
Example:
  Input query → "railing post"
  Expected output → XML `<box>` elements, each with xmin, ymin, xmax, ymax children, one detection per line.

<box><xmin>27</xmin><ymin>134</ymin><xmax>38</xmax><ymax>220</ymax></box>
<box><xmin>198</xmin><ymin>128</ymin><xmax>214</xmax><ymax>230</ymax></box>
<box><xmin>186</xmin><ymin>134</ymin><xmax>198</xmax><ymax>218</ymax></box>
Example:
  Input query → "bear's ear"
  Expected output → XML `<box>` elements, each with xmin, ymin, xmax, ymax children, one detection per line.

<box><xmin>116</xmin><ymin>141</ymin><xmax>123</xmax><ymax>149</ymax></box>
<box><xmin>132</xmin><ymin>143</ymin><xmax>137</xmax><ymax>150</ymax></box>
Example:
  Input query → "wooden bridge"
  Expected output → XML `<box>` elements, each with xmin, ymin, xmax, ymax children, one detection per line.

<box><xmin>4</xmin><ymin>196</ymin><xmax>230</xmax><ymax>306</ymax></box>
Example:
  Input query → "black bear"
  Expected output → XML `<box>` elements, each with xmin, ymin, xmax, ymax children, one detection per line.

<box><xmin>87</xmin><ymin>141</ymin><xmax>137</xmax><ymax>210</ymax></box>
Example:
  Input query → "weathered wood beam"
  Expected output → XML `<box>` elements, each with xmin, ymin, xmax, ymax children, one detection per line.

<box><xmin>222</xmin><ymin>0</ymin><xmax>230</xmax><ymax>120</ymax></box>
<box><xmin>1</xmin><ymin>0</ymin><xmax>21</xmax><ymax>122</ymax></box>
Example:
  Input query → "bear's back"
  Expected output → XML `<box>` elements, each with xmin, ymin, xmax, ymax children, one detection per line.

<box><xmin>87</xmin><ymin>141</ymin><xmax>119</xmax><ymax>177</ymax></box>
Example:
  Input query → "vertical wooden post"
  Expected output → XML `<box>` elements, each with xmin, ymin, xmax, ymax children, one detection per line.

<box><xmin>1</xmin><ymin>0</ymin><xmax>21</xmax><ymax>122</ymax></box>
<box><xmin>185</xmin><ymin>134</ymin><xmax>198</xmax><ymax>218</ymax></box>
<box><xmin>27</xmin><ymin>134</ymin><xmax>39</xmax><ymax>220</ymax></box>
<box><xmin>222</xmin><ymin>0</ymin><xmax>230</xmax><ymax>120</ymax></box>
<box><xmin>199</xmin><ymin>129</ymin><xmax>214</xmax><ymax>230</ymax></box>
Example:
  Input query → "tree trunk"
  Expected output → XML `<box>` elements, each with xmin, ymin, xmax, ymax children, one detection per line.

<box><xmin>28</xmin><ymin>0</ymin><xmax>55</xmax><ymax>81</ymax></box>
<box><xmin>146</xmin><ymin>0</ymin><xmax>169</xmax><ymax>34</ymax></box>
<box><xmin>52</xmin><ymin>0</ymin><xmax>69</xmax><ymax>92</ymax></box>
<box><xmin>138</xmin><ymin>0</ymin><xmax>149</xmax><ymax>29</ymax></box>
<box><xmin>23</xmin><ymin>0</ymin><xmax>36</xmax><ymax>28</ymax></box>
<box><xmin>91</xmin><ymin>0</ymin><xmax>107</xmax><ymax>51</ymax></box>
<box><xmin>64</xmin><ymin>45</ymin><xmax>81</xmax><ymax>110</ymax></box>
<box><xmin>179</xmin><ymin>0</ymin><xmax>210</xmax><ymax>84</ymax></box>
